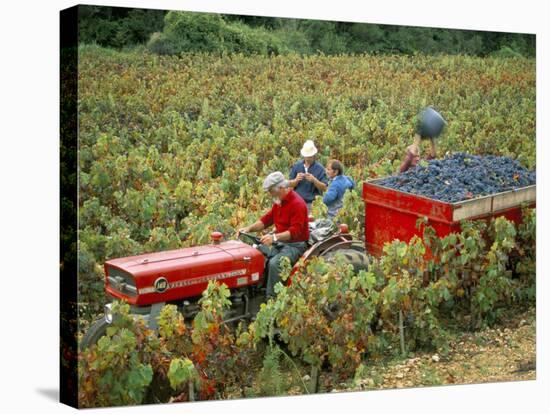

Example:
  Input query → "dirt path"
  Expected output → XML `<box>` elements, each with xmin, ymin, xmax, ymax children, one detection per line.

<box><xmin>347</xmin><ymin>307</ymin><xmax>536</xmax><ymax>391</ymax></box>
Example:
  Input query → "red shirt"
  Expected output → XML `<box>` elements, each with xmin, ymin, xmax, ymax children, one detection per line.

<box><xmin>260</xmin><ymin>190</ymin><xmax>309</xmax><ymax>242</ymax></box>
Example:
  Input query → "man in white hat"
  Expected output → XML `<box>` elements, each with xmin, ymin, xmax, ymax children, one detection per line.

<box><xmin>237</xmin><ymin>171</ymin><xmax>309</xmax><ymax>299</ymax></box>
<box><xmin>289</xmin><ymin>140</ymin><xmax>328</xmax><ymax>213</ymax></box>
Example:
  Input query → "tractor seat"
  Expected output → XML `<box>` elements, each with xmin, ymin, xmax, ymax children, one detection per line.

<box><xmin>308</xmin><ymin>218</ymin><xmax>337</xmax><ymax>245</ymax></box>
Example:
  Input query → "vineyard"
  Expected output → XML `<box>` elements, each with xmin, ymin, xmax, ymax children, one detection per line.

<box><xmin>76</xmin><ymin>45</ymin><xmax>536</xmax><ymax>406</ymax></box>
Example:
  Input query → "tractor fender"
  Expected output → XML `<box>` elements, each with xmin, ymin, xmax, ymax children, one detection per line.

<box><xmin>289</xmin><ymin>233</ymin><xmax>370</xmax><ymax>278</ymax></box>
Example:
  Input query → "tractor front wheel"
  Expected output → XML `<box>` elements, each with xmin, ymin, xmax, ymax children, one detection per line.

<box><xmin>80</xmin><ymin>316</ymin><xmax>109</xmax><ymax>351</ymax></box>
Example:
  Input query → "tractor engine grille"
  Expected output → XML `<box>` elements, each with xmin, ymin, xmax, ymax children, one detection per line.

<box><xmin>107</xmin><ymin>267</ymin><xmax>137</xmax><ymax>297</ymax></box>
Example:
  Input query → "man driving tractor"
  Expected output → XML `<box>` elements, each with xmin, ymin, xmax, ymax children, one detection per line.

<box><xmin>237</xmin><ymin>171</ymin><xmax>309</xmax><ymax>299</ymax></box>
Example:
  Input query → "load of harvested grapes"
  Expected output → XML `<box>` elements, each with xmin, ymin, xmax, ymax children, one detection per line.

<box><xmin>376</xmin><ymin>153</ymin><xmax>536</xmax><ymax>203</ymax></box>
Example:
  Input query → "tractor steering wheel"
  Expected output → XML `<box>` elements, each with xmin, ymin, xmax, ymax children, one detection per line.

<box><xmin>238</xmin><ymin>231</ymin><xmax>262</xmax><ymax>246</ymax></box>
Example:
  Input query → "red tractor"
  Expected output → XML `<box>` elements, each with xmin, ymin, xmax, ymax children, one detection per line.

<box><xmin>81</xmin><ymin>221</ymin><xmax>369</xmax><ymax>348</ymax></box>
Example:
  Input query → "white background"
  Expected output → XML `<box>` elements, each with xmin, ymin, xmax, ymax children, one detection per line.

<box><xmin>0</xmin><ymin>0</ymin><xmax>548</xmax><ymax>412</ymax></box>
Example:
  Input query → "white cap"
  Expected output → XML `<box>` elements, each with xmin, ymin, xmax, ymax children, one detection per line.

<box><xmin>262</xmin><ymin>171</ymin><xmax>287</xmax><ymax>191</ymax></box>
<box><xmin>300</xmin><ymin>140</ymin><xmax>318</xmax><ymax>157</ymax></box>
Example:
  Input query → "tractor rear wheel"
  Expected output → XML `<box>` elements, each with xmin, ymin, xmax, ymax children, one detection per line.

<box><xmin>322</xmin><ymin>248</ymin><xmax>370</xmax><ymax>273</ymax></box>
<box><xmin>80</xmin><ymin>316</ymin><xmax>109</xmax><ymax>351</ymax></box>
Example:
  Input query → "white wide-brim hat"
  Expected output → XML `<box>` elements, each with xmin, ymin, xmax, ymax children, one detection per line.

<box><xmin>300</xmin><ymin>140</ymin><xmax>318</xmax><ymax>157</ymax></box>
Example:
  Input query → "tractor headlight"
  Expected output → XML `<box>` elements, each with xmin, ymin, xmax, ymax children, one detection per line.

<box><xmin>104</xmin><ymin>303</ymin><xmax>113</xmax><ymax>324</ymax></box>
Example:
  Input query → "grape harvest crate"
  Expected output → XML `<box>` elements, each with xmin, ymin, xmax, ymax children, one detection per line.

<box><xmin>362</xmin><ymin>180</ymin><xmax>536</xmax><ymax>256</ymax></box>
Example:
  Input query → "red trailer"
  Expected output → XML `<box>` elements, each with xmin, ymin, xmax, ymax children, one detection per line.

<box><xmin>362</xmin><ymin>180</ymin><xmax>536</xmax><ymax>257</ymax></box>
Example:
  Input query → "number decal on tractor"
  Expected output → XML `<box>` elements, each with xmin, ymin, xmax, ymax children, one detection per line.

<box><xmin>154</xmin><ymin>277</ymin><xmax>169</xmax><ymax>293</ymax></box>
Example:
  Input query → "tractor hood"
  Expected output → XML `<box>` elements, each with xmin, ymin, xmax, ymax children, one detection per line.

<box><xmin>104</xmin><ymin>240</ymin><xmax>265</xmax><ymax>306</ymax></box>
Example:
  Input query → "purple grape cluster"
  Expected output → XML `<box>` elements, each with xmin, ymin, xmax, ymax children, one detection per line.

<box><xmin>376</xmin><ymin>153</ymin><xmax>536</xmax><ymax>203</ymax></box>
